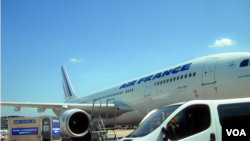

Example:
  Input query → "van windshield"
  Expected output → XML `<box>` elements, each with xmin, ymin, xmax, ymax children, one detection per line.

<box><xmin>128</xmin><ymin>104</ymin><xmax>181</xmax><ymax>137</ymax></box>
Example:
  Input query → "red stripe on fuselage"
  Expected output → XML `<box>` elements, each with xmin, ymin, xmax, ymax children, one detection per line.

<box><xmin>62</xmin><ymin>82</ymin><xmax>67</xmax><ymax>98</ymax></box>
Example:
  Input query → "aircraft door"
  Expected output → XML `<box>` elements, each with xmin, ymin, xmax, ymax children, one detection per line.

<box><xmin>202</xmin><ymin>58</ymin><xmax>218</xmax><ymax>85</ymax></box>
<box><xmin>144</xmin><ymin>81</ymin><xmax>151</xmax><ymax>97</ymax></box>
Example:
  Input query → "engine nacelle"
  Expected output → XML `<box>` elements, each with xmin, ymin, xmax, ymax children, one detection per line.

<box><xmin>60</xmin><ymin>109</ymin><xmax>90</xmax><ymax>137</ymax></box>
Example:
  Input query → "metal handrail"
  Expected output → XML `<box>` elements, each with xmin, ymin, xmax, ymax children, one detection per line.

<box><xmin>90</xmin><ymin>98</ymin><xmax>118</xmax><ymax>141</ymax></box>
<box><xmin>91</xmin><ymin>99</ymin><xmax>102</xmax><ymax>126</ymax></box>
<box><xmin>106</xmin><ymin>98</ymin><xmax>116</xmax><ymax>127</ymax></box>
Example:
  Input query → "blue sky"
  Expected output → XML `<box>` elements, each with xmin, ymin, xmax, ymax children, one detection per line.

<box><xmin>1</xmin><ymin>0</ymin><xmax>250</xmax><ymax>117</ymax></box>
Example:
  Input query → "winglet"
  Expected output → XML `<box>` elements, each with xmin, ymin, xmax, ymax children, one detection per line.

<box><xmin>61</xmin><ymin>66</ymin><xmax>77</xmax><ymax>102</ymax></box>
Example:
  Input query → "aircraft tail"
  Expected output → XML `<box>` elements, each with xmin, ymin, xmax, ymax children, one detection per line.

<box><xmin>61</xmin><ymin>66</ymin><xmax>77</xmax><ymax>102</ymax></box>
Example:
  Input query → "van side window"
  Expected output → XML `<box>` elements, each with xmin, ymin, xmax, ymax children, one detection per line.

<box><xmin>240</xmin><ymin>59</ymin><xmax>249</xmax><ymax>67</ymax></box>
<box><xmin>217</xmin><ymin>102</ymin><xmax>250</xmax><ymax>126</ymax></box>
<box><xmin>164</xmin><ymin>105</ymin><xmax>210</xmax><ymax>140</ymax></box>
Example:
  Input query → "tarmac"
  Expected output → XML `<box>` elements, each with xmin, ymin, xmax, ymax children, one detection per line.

<box><xmin>63</xmin><ymin>129</ymin><xmax>134</xmax><ymax>141</ymax></box>
<box><xmin>4</xmin><ymin>129</ymin><xmax>134</xmax><ymax>141</ymax></box>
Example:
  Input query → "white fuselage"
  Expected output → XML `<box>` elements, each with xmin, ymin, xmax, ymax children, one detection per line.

<box><xmin>64</xmin><ymin>52</ymin><xmax>250</xmax><ymax>125</ymax></box>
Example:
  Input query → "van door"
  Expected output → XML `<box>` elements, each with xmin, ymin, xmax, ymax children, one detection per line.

<box><xmin>202</xmin><ymin>58</ymin><xmax>218</xmax><ymax>85</ymax></box>
<box><xmin>161</xmin><ymin>102</ymin><xmax>218</xmax><ymax>141</ymax></box>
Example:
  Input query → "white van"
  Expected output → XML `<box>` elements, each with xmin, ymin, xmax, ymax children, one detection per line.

<box><xmin>121</xmin><ymin>98</ymin><xmax>250</xmax><ymax>141</ymax></box>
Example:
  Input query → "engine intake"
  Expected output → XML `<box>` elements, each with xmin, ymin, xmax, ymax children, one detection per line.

<box><xmin>60</xmin><ymin>109</ymin><xmax>90</xmax><ymax>137</ymax></box>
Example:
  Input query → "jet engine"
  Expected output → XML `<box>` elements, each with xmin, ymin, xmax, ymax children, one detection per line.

<box><xmin>60</xmin><ymin>109</ymin><xmax>90</xmax><ymax>137</ymax></box>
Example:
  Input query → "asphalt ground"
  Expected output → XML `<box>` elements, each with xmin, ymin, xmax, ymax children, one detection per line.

<box><xmin>4</xmin><ymin>129</ymin><xmax>134</xmax><ymax>141</ymax></box>
<box><xmin>62</xmin><ymin>129</ymin><xmax>134</xmax><ymax>141</ymax></box>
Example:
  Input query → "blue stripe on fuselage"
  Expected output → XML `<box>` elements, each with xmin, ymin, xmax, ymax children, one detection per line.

<box><xmin>62</xmin><ymin>68</ymin><xmax>72</xmax><ymax>97</ymax></box>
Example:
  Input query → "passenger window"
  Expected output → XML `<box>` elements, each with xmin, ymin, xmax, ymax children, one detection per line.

<box><xmin>193</xmin><ymin>72</ymin><xmax>196</xmax><ymax>76</ymax></box>
<box><xmin>217</xmin><ymin>102</ymin><xmax>250</xmax><ymax>126</ymax></box>
<box><xmin>157</xmin><ymin>82</ymin><xmax>159</xmax><ymax>85</ymax></box>
<box><xmin>160</xmin><ymin>81</ymin><xmax>162</xmax><ymax>84</ymax></box>
<box><xmin>163</xmin><ymin>105</ymin><xmax>210</xmax><ymax>140</ymax></box>
<box><xmin>240</xmin><ymin>59</ymin><xmax>249</xmax><ymax>67</ymax></box>
<box><xmin>170</xmin><ymin>78</ymin><xmax>172</xmax><ymax>82</ymax></box>
<box><xmin>185</xmin><ymin>74</ymin><xmax>187</xmax><ymax>78</ymax></box>
<box><xmin>181</xmin><ymin>75</ymin><xmax>183</xmax><ymax>79</ymax></box>
<box><xmin>177</xmin><ymin>76</ymin><xmax>179</xmax><ymax>80</ymax></box>
<box><xmin>173</xmin><ymin>77</ymin><xmax>175</xmax><ymax>81</ymax></box>
<box><xmin>167</xmin><ymin>79</ymin><xmax>169</xmax><ymax>83</ymax></box>
<box><xmin>189</xmin><ymin>73</ymin><xmax>192</xmax><ymax>77</ymax></box>
<box><xmin>163</xmin><ymin>80</ymin><xmax>165</xmax><ymax>84</ymax></box>
<box><xmin>154</xmin><ymin>82</ymin><xmax>156</xmax><ymax>86</ymax></box>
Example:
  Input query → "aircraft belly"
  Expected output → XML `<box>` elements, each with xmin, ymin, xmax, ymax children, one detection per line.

<box><xmin>101</xmin><ymin>110</ymin><xmax>145</xmax><ymax>125</ymax></box>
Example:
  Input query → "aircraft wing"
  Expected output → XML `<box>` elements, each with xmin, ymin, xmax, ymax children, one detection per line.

<box><xmin>0</xmin><ymin>102</ymin><xmax>134</xmax><ymax>116</ymax></box>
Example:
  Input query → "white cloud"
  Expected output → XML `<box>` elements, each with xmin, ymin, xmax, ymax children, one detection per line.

<box><xmin>209</xmin><ymin>38</ymin><xmax>236</xmax><ymax>48</ymax></box>
<box><xmin>70</xmin><ymin>58</ymin><xmax>84</xmax><ymax>62</ymax></box>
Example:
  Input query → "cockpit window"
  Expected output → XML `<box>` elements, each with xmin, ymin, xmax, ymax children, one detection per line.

<box><xmin>240</xmin><ymin>59</ymin><xmax>249</xmax><ymax>67</ymax></box>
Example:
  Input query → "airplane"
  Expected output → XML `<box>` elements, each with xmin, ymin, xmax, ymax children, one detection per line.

<box><xmin>1</xmin><ymin>52</ymin><xmax>250</xmax><ymax>139</ymax></box>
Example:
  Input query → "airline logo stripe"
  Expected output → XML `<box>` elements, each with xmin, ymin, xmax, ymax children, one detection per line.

<box><xmin>119</xmin><ymin>63</ymin><xmax>192</xmax><ymax>89</ymax></box>
<box><xmin>62</xmin><ymin>82</ymin><xmax>67</xmax><ymax>98</ymax></box>
<box><xmin>62</xmin><ymin>68</ymin><xmax>72</xmax><ymax>97</ymax></box>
